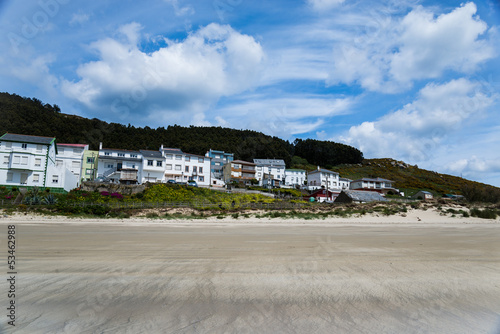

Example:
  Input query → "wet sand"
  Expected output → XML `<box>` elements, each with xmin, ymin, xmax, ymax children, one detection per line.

<box><xmin>1</xmin><ymin>215</ymin><xmax>500</xmax><ymax>333</ymax></box>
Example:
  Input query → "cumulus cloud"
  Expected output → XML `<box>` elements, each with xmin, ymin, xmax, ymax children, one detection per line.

<box><xmin>341</xmin><ymin>78</ymin><xmax>495</xmax><ymax>162</ymax></box>
<box><xmin>61</xmin><ymin>23</ymin><xmax>264</xmax><ymax>122</ymax></box>
<box><xmin>329</xmin><ymin>2</ymin><xmax>495</xmax><ymax>92</ymax></box>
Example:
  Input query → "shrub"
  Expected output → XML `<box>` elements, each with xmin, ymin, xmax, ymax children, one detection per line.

<box><xmin>470</xmin><ymin>208</ymin><xmax>497</xmax><ymax>219</ymax></box>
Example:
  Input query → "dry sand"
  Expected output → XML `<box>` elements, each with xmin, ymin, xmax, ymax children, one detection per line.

<box><xmin>1</xmin><ymin>209</ymin><xmax>500</xmax><ymax>333</ymax></box>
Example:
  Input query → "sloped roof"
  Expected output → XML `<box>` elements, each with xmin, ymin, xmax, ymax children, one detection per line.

<box><xmin>253</xmin><ymin>159</ymin><xmax>286</xmax><ymax>166</ymax></box>
<box><xmin>1</xmin><ymin>133</ymin><xmax>55</xmax><ymax>145</ymax></box>
<box><xmin>162</xmin><ymin>148</ymin><xmax>183</xmax><ymax>154</ymax></box>
<box><xmin>308</xmin><ymin>168</ymin><xmax>338</xmax><ymax>175</ymax></box>
<box><xmin>341</xmin><ymin>190</ymin><xmax>387</xmax><ymax>202</ymax></box>
<box><xmin>352</xmin><ymin>177</ymin><xmax>393</xmax><ymax>183</ymax></box>
<box><xmin>140</xmin><ymin>150</ymin><xmax>163</xmax><ymax>158</ymax></box>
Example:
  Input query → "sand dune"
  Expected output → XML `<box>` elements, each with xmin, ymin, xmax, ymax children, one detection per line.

<box><xmin>1</xmin><ymin>210</ymin><xmax>499</xmax><ymax>333</ymax></box>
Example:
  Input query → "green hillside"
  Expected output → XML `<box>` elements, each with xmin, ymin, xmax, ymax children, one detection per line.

<box><xmin>331</xmin><ymin>158</ymin><xmax>500</xmax><ymax>201</ymax></box>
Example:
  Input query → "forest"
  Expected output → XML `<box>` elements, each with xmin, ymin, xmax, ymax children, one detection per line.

<box><xmin>0</xmin><ymin>92</ymin><xmax>363</xmax><ymax>169</ymax></box>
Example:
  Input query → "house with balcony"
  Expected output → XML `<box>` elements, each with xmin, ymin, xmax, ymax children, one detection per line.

<box><xmin>254</xmin><ymin>159</ymin><xmax>286</xmax><ymax>187</ymax></box>
<box><xmin>349</xmin><ymin>177</ymin><xmax>399</xmax><ymax>195</ymax></box>
<box><xmin>0</xmin><ymin>133</ymin><xmax>77</xmax><ymax>192</ymax></box>
<box><xmin>140</xmin><ymin>150</ymin><xmax>165</xmax><ymax>183</ymax></box>
<box><xmin>284</xmin><ymin>169</ymin><xmax>306</xmax><ymax>188</ymax></box>
<box><xmin>81</xmin><ymin>150</ymin><xmax>98</xmax><ymax>181</ymax></box>
<box><xmin>56</xmin><ymin>143</ymin><xmax>89</xmax><ymax>184</ymax></box>
<box><xmin>162</xmin><ymin>147</ymin><xmax>211</xmax><ymax>186</ymax></box>
<box><xmin>307</xmin><ymin>167</ymin><xmax>341</xmax><ymax>191</ymax></box>
<box><xmin>205</xmin><ymin>149</ymin><xmax>234</xmax><ymax>180</ymax></box>
<box><xmin>223</xmin><ymin>160</ymin><xmax>256</xmax><ymax>185</ymax></box>
<box><xmin>97</xmin><ymin>143</ymin><xmax>142</xmax><ymax>184</ymax></box>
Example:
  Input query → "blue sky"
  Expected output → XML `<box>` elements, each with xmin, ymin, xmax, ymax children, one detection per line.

<box><xmin>1</xmin><ymin>0</ymin><xmax>499</xmax><ymax>186</ymax></box>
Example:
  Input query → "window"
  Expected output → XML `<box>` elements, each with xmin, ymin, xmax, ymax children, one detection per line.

<box><xmin>52</xmin><ymin>175</ymin><xmax>59</xmax><ymax>183</ymax></box>
<box><xmin>166</xmin><ymin>164</ymin><xmax>172</xmax><ymax>170</ymax></box>
<box><xmin>56</xmin><ymin>160</ymin><xmax>63</xmax><ymax>167</ymax></box>
<box><xmin>36</xmin><ymin>145</ymin><xmax>43</xmax><ymax>152</ymax></box>
<box><xmin>130</xmin><ymin>154</ymin><xmax>137</xmax><ymax>158</ymax></box>
<box><xmin>185</xmin><ymin>156</ymin><xmax>190</xmax><ymax>162</ymax></box>
<box><xmin>7</xmin><ymin>173</ymin><xmax>13</xmax><ymax>181</ymax></box>
<box><xmin>22</xmin><ymin>143</ymin><xmax>28</xmax><ymax>149</ymax></box>
<box><xmin>34</xmin><ymin>158</ymin><xmax>41</xmax><ymax>167</ymax></box>
<box><xmin>3</xmin><ymin>156</ymin><xmax>9</xmax><ymax>165</ymax></box>
<box><xmin>193</xmin><ymin>166</ymin><xmax>197</xmax><ymax>173</ymax></box>
<box><xmin>175</xmin><ymin>155</ymin><xmax>182</xmax><ymax>160</ymax></box>
<box><xmin>13</xmin><ymin>156</ymin><xmax>20</xmax><ymax>164</ymax></box>
<box><xmin>175</xmin><ymin>165</ymin><xmax>181</xmax><ymax>171</ymax></box>
<box><xmin>21</xmin><ymin>156</ymin><xmax>28</xmax><ymax>165</ymax></box>
<box><xmin>33</xmin><ymin>174</ymin><xmax>39</xmax><ymax>183</ymax></box>
<box><xmin>118</xmin><ymin>153</ymin><xmax>125</xmax><ymax>157</ymax></box>
<box><xmin>199</xmin><ymin>167</ymin><xmax>203</xmax><ymax>173</ymax></box>
<box><xmin>107</xmin><ymin>164</ymin><xmax>114</xmax><ymax>168</ymax></box>
<box><xmin>185</xmin><ymin>166</ymin><xmax>189</xmax><ymax>172</ymax></box>
<box><xmin>86</xmin><ymin>169</ymin><xmax>93</xmax><ymax>175</ymax></box>
<box><xmin>257</xmin><ymin>167</ymin><xmax>262</xmax><ymax>171</ymax></box>
<box><xmin>156</xmin><ymin>161</ymin><xmax>162</xmax><ymax>167</ymax></box>
<box><xmin>258</xmin><ymin>172</ymin><xmax>261</xmax><ymax>177</ymax></box>
<box><xmin>215</xmin><ymin>162</ymin><xmax>221</xmax><ymax>166</ymax></box>
<box><xmin>198</xmin><ymin>158</ymin><xmax>204</xmax><ymax>163</ymax></box>
<box><xmin>215</xmin><ymin>154</ymin><xmax>221</xmax><ymax>159</ymax></box>
<box><xmin>104</xmin><ymin>152</ymin><xmax>110</xmax><ymax>156</ymax></box>
<box><xmin>87</xmin><ymin>157</ymin><xmax>95</xmax><ymax>164</ymax></box>
<box><xmin>166</xmin><ymin>154</ymin><xmax>173</xmax><ymax>159</ymax></box>
<box><xmin>147</xmin><ymin>160</ymin><xmax>154</xmax><ymax>166</ymax></box>
<box><xmin>199</xmin><ymin>176</ymin><xmax>204</xmax><ymax>182</ymax></box>
<box><xmin>72</xmin><ymin>161</ymin><xmax>80</xmax><ymax>169</ymax></box>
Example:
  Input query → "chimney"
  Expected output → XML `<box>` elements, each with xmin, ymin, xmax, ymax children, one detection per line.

<box><xmin>317</xmin><ymin>166</ymin><xmax>320</xmax><ymax>171</ymax></box>
<box><xmin>160</xmin><ymin>144</ymin><xmax>164</xmax><ymax>150</ymax></box>
<box><xmin>99</xmin><ymin>142</ymin><xmax>102</xmax><ymax>150</ymax></box>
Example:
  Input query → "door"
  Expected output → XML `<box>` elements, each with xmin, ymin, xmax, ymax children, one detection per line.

<box><xmin>20</xmin><ymin>173</ymin><xmax>28</xmax><ymax>184</ymax></box>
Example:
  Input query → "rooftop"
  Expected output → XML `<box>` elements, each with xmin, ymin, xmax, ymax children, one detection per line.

<box><xmin>1</xmin><ymin>133</ymin><xmax>55</xmax><ymax>145</ymax></box>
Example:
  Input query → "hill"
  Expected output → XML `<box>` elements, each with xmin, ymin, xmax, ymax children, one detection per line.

<box><xmin>331</xmin><ymin>158</ymin><xmax>500</xmax><ymax>202</ymax></box>
<box><xmin>0</xmin><ymin>92</ymin><xmax>362</xmax><ymax>166</ymax></box>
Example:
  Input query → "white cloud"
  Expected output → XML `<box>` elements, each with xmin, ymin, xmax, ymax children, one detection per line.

<box><xmin>69</xmin><ymin>12</ymin><xmax>90</xmax><ymax>25</ymax></box>
<box><xmin>61</xmin><ymin>23</ymin><xmax>264</xmax><ymax>120</ymax></box>
<box><xmin>329</xmin><ymin>2</ymin><xmax>495</xmax><ymax>92</ymax></box>
<box><xmin>341</xmin><ymin>78</ymin><xmax>496</xmax><ymax>162</ymax></box>
<box><xmin>164</xmin><ymin>0</ymin><xmax>194</xmax><ymax>16</ymax></box>
<box><xmin>214</xmin><ymin>94</ymin><xmax>353</xmax><ymax>138</ymax></box>
<box><xmin>307</xmin><ymin>0</ymin><xmax>345</xmax><ymax>11</ymax></box>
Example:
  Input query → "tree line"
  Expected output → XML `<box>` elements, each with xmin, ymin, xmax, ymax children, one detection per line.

<box><xmin>0</xmin><ymin>92</ymin><xmax>363</xmax><ymax>168</ymax></box>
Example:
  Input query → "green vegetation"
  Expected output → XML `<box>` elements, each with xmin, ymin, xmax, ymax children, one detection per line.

<box><xmin>331</xmin><ymin>158</ymin><xmax>500</xmax><ymax>203</ymax></box>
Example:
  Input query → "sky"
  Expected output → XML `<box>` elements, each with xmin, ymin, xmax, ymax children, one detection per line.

<box><xmin>0</xmin><ymin>0</ymin><xmax>499</xmax><ymax>186</ymax></box>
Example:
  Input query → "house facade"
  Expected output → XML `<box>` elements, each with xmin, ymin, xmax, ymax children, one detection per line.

<box><xmin>223</xmin><ymin>160</ymin><xmax>256</xmax><ymax>185</ymax></box>
<box><xmin>349</xmin><ymin>177</ymin><xmax>398</xmax><ymax>195</ymax></box>
<box><xmin>284</xmin><ymin>169</ymin><xmax>306</xmax><ymax>187</ymax></box>
<box><xmin>140</xmin><ymin>150</ymin><xmax>165</xmax><ymax>183</ymax></box>
<box><xmin>339</xmin><ymin>177</ymin><xmax>351</xmax><ymax>190</ymax></box>
<box><xmin>254</xmin><ymin>159</ymin><xmax>286</xmax><ymax>187</ymax></box>
<box><xmin>162</xmin><ymin>148</ymin><xmax>211</xmax><ymax>186</ymax></box>
<box><xmin>0</xmin><ymin>133</ymin><xmax>77</xmax><ymax>192</ymax></box>
<box><xmin>307</xmin><ymin>167</ymin><xmax>341</xmax><ymax>191</ymax></box>
<box><xmin>81</xmin><ymin>150</ymin><xmax>98</xmax><ymax>181</ymax></box>
<box><xmin>56</xmin><ymin>143</ymin><xmax>89</xmax><ymax>185</ymax></box>
<box><xmin>205</xmin><ymin>149</ymin><xmax>234</xmax><ymax>180</ymax></box>
<box><xmin>97</xmin><ymin>143</ymin><xmax>142</xmax><ymax>184</ymax></box>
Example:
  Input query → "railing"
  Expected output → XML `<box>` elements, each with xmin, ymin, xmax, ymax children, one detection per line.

<box><xmin>103</xmin><ymin>167</ymin><xmax>117</xmax><ymax>178</ymax></box>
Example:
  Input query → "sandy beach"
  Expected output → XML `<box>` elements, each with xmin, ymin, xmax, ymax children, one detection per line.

<box><xmin>1</xmin><ymin>209</ymin><xmax>500</xmax><ymax>333</ymax></box>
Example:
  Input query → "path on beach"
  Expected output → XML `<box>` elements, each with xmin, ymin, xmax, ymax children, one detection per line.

<box><xmin>2</xmin><ymin>219</ymin><xmax>500</xmax><ymax>333</ymax></box>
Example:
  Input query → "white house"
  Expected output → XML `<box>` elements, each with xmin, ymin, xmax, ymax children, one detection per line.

<box><xmin>140</xmin><ymin>150</ymin><xmax>165</xmax><ymax>183</ymax></box>
<box><xmin>349</xmin><ymin>177</ymin><xmax>398</xmax><ymax>195</ymax></box>
<box><xmin>162</xmin><ymin>148</ymin><xmax>212</xmax><ymax>187</ymax></box>
<box><xmin>0</xmin><ymin>133</ymin><xmax>78</xmax><ymax>192</ymax></box>
<box><xmin>56</xmin><ymin>143</ymin><xmax>89</xmax><ymax>185</ymax></box>
<box><xmin>253</xmin><ymin>159</ymin><xmax>286</xmax><ymax>187</ymax></box>
<box><xmin>307</xmin><ymin>167</ymin><xmax>341</xmax><ymax>191</ymax></box>
<box><xmin>339</xmin><ymin>177</ymin><xmax>352</xmax><ymax>190</ymax></box>
<box><xmin>284</xmin><ymin>169</ymin><xmax>306</xmax><ymax>188</ymax></box>
<box><xmin>97</xmin><ymin>143</ymin><xmax>142</xmax><ymax>184</ymax></box>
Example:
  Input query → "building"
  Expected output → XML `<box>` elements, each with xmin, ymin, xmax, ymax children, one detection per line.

<box><xmin>307</xmin><ymin>167</ymin><xmax>341</xmax><ymax>191</ymax></box>
<box><xmin>81</xmin><ymin>150</ymin><xmax>98</xmax><ymax>181</ymax></box>
<box><xmin>308</xmin><ymin>189</ymin><xmax>340</xmax><ymax>203</ymax></box>
<box><xmin>205</xmin><ymin>149</ymin><xmax>234</xmax><ymax>180</ymax></box>
<box><xmin>339</xmin><ymin>177</ymin><xmax>352</xmax><ymax>190</ymax></box>
<box><xmin>349</xmin><ymin>177</ymin><xmax>398</xmax><ymax>195</ymax></box>
<box><xmin>284</xmin><ymin>169</ymin><xmax>306</xmax><ymax>188</ymax></box>
<box><xmin>334</xmin><ymin>190</ymin><xmax>388</xmax><ymax>203</ymax></box>
<box><xmin>140</xmin><ymin>150</ymin><xmax>165</xmax><ymax>183</ymax></box>
<box><xmin>223</xmin><ymin>160</ymin><xmax>256</xmax><ymax>185</ymax></box>
<box><xmin>411</xmin><ymin>190</ymin><xmax>433</xmax><ymax>200</ymax></box>
<box><xmin>97</xmin><ymin>143</ymin><xmax>142</xmax><ymax>184</ymax></box>
<box><xmin>162</xmin><ymin>148</ymin><xmax>211</xmax><ymax>186</ymax></box>
<box><xmin>254</xmin><ymin>159</ymin><xmax>286</xmax><ymax>187</ymax></box>
<box><xmin>0</xmin><ymin>133</ymin><xmax>77</xmax><ymax>192</ymax></box>
<box><xmin>56</xmin><ymin>143</ymin><xmax>89</xmax><ymax>184</ymax></box>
